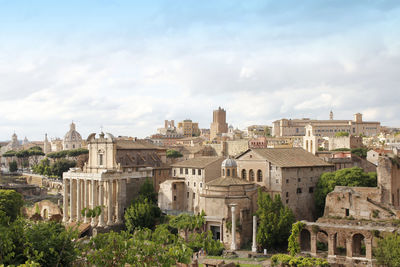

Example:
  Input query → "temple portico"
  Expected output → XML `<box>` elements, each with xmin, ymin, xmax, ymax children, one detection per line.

<box><xmin>63</xmin><ymin>171</ymin><xmax>128</xmax><ymax>226</ymax></box>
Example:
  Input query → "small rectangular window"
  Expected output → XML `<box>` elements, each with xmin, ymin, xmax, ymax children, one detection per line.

<box><xmin>173</xmin><ymin>196</ymin><xmax>177</xmax><ymax>201</ymax></box>
<box><xmin>185</xmin><ymin>168</ymin><xmax>188</xmax><ymax>175</ymax></box>
<box><xmin>286</xmin><ymin>199</ymin><xmax>289</xmax><ymax>204</ymax></box>
<box><xmin>198</xmin><ymin>169</ymin><xmax>201</xmax><ymax>175</ymax></box>
<box><xmin>200</xmin><ymin>183</ymin><xmax>202</xmax><ymax>188</ymax></box>
<box><xmin>192</xmin><ymin>169</ymin><xmax>195</xmax><ymax>175</ymax></box>
<box><xmin>193</xmin><ymin>193</ymin><xmax>195</xmax><ymax>199</ymax></box>
<box><xmin>286</xmin><ymin>179</ymin><xmax>289</xmax><ymax>184</ymax></box>
<box><xmin>194</xmin><ymin>182</ymin><xmax>196</xmax><ymax>187</ymax></box>
<box><xmin>187</xmin><ymin>181</ymin><xmax>190</xmax><ymax>186</ymax></box>
<box><xmin>296</xmin><ymin>188</ymin><xmax>302</xmax><ymax>194</ymax></box>
<box><xmin>180</xmin><ymin>168</ymin><xmax>183</xmax><ymax>174</ymax></box>
<box><xmin>286</xmin><ymin>192</ymin><xmax>289</xmax><ymax>197</ymax></box>
<box><xmin>187</xmin><ymin>192</ymin><xmax>189</xmax><ymax>198</ymax></box>
<box><xmin>298</xmin><ymin>178</ymin><xmax>301</xmax><ymax>182</ymax></box>
<box><xmin>345</xmin><ymin>209</ymin><xmax>349</xmax><ymax>216</ymax></box>
<box><xmin>309</xmin><ymin>187</ymin><xmax>314</xmax><ymax>193</ymax></box>
<box><xmin>173</xmin><ymin>184</ymin><xmax>176</xmax><ymax>190</ymax></box>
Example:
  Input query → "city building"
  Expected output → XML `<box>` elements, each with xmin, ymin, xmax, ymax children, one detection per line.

<box><xmin>210</xmin><ymin>107</ymin><xmax>228</xmax><ymax>140</ymax></box>
<box><xmin>272</xmin><ymin>112</ymin><xmax>380</xmax><ymax>137</ymax></box>
<box><xmin>177</xmin><ymin>119</ymin><xmax>200</xmax><ymax>138</ymax></box>
<box><xmin>158</xmin><ymin>156</ymin><xmax>224</xmax><ymax>213</ymax></box>
<box><xmin>236</xmin><ymin>148</ymin><xmax>334</xmax><ymax>220</ymax></box>
<box><xmin>63</xmin><ymin>122</ymin><xmax>83</xmax><ymax>150</ymax></box>
<box><xmin>63</xmin><ymin>132</ymin><xmax>167</xmax><ymax>226</ymax></box>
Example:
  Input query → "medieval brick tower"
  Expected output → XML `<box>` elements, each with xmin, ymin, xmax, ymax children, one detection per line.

<box><xmin>210</xmin><ymin>107</ymin><xmax>228</xmax><ymax>140</ymax></box>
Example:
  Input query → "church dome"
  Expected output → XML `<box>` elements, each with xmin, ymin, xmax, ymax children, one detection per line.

<box><xmin>64</xmin><ymin>122</ymin><xmax>82</xmax><ymax>142</ymax></box>
<box><xmin>222</xmin><ymin>158</ymin><xmax>237</xmax><ymax>168</ymax></box>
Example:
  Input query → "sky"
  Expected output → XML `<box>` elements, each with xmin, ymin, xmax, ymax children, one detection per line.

<box><xmin>0</xmin><ymin>0</ymin><xmax>400</xmax><ymax>141</ymax></box>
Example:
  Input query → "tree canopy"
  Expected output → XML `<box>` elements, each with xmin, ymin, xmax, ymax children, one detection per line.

<box><xmin>315</xmin><ymin>167</ymin><xmax>377</xmax><ymax>217</ymax></box>
<box><xmin>0</xmin><ymin>189</ymin><xmax>24</xmax><ymax>223</ymax></box>
<box><xmin>32</xmin><ymin>158</ymin><xmax>76</xmax><ymax>178</ymax></box>
<box><xmin>125</xmin><ymin>198</ymin><xmax>161</xmax><ymax>233</ymax></box>
<box><xmin>375</xmin><ymin>233</ymin><xmax>400</xmax><ymax>267</ymax></box>
<box><xmin>335</xmin><ymin>131</ymin><xmax>349</xmax><ymax>137</ymax></box>
<box><xmin>256</xmin><ymin>189</ymin><xmax>295</xmax><ymax>250</ymax></box>
<box><xmin>166</xmin><ymin>149</ymin><xmax>183</xmax><ymax>158</ymax></box>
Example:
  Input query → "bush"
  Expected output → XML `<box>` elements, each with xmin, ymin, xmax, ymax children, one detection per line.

<box><xmin>9</xmin><ymin>161</ymin><xmax>18</xmax><ymax>172</ymax></box>
<box><xmin>271</xmin><ymin>254</ymin><xmax>329</xmax><ymax>266</ymax></box>
<box><xmin>166</xmin><ymin>149</ymin><xmax>183</xmax><ymax>158</ymax></box>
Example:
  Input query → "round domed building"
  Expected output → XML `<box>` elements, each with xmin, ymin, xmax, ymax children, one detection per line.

<box><xmin>199</xmin><ymin>157</ymin><xmax>259</xmax><ymax>250</ymax></box>
<box><xmin>63</xmin><ymin>122</ymin><xmax>82</xmax><ymax>150</ymax></box>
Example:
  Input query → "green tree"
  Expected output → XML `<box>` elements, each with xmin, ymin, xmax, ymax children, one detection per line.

<box><xmin>66</xmin><ymin>148</ymin><xmax>89</xmax><ymax>158</ymax></box>
<box><xmin>9</xmin><ymin>160</ymin><xmax>18</xmax><ymax>172</ymax></box>
<box><xmin>351</xmin><ymin>147</ymin><xmax>368</xmax><ymax>159</ymax></box>
<box><xmin>0</xmin><ymin>217</ymin><xmax>26</xmax><ymax>265</ymax></box>
<box><xmin>168</xmin><ymin>212</ymin><xmax>206</xmax><ymax>241</ymax></box>
<box><xmin>288</xmin><ymin>222</ymin><xmax>305</xmax><ymax>256</ymax></box>
<box><xmin>0</xmin><ymin>190</ymin><xmax>24</xmax><ymax>223</ymax></box>
<box><xmin>256</xmin><ymin>190</ymin><xmax>295</xmax><ymax>250</ymax></box>
<box><xmin>3</xmin><ymin>150</ymin><xmax>16</xmax><ymax>157</ymax></box>
<box><xmin>335</xmin><ymin>132</ymin><xmax>349</xmax><ymax>137</ymax></box>
<box><xmin>375</xmin><ymin>233</ymin><xmax>400</xmax><ymax>267</ymax></box>
<box><xmin>137</xmin><ymin>178</ymin><xmax>157</xmax><ymax>204</ymax></box>
<box><xmin>315</xmin><ymin>167</ymin><xmax>377</xmax><ymax>217</ymax></box>
<box><xmin>166</xmin><ymin>149</ymin><xmax>183</xmax><ymax>158</ymax></box>
<box><xmin>125</xmin><ymin>198</ymin><xmax>161</xmax><ymax>232</ymax></box>
<box><xmin>50</xmin><ymin>159</ymin><xmax>76</xmax><ymax>178</ymax></box>
<box><xmin>24</xmin><ymin>221</ymin><xmax>79</xmax><ymax>267</ymax></box>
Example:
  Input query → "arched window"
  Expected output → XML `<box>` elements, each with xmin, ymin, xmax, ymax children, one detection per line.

<box><xmin>227</xmin><ymin>169</ymin><xmax>230</xmax><ymax>177</ymax></box>
<box><xmin>232</xmin><ymin>169</ymin><xmax>235</xmax><ymax>177</ymax></box>
<box><xmin>249</xmin><ymin>169</ymin><xmax>254</xmax><ymax>181</ymax></box>
<box><xmin>223</xmin><ymin>169</ymin><xmax>225</xmax><ymax>176</ymax></box>
<box><xmin>257</xmin><ymin>170</ymin><xmax>263</xmax><ymax>182</ymax></box>
<box><xmin>242</xmin><ymin>169</ymin><xmax>246</xmax><ymax>180</ymax></box>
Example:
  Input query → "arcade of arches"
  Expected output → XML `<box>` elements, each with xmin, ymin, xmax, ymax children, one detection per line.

<box><xmin>240</xmin><ymin>168</ymin><xmax>263</xmax><ymax>183</ymax></box>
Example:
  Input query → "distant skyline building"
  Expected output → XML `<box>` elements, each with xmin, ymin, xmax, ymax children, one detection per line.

<box><xmin>62</xmin><ymin>122</ymin><xmax>83</xmax><ymax>150</ymax></box>
<box><xmin>210</xmin><ymin>107</ymin><xmax>228</xmax><ymax>140</ymax></box>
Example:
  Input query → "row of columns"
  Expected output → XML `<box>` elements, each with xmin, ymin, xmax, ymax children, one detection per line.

<box><xmin>307</xmin><ymin>230</ymin><xmax>372</xmax><ymax>260</ymax></box>
<box><xmin>63</xmin><ymin>178</ymin><xmax>126</xmax><ymax>226</ymax></box>
<box><xmin>229</xmin><ymin>204</ymin><xmax>258</xmax><ymax>253</ymax></box>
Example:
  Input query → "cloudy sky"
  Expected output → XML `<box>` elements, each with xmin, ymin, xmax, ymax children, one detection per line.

<box><xmin>1</xmin><ymin>0</ymin><xmax>399</xmax><ymax>141</ymax></box>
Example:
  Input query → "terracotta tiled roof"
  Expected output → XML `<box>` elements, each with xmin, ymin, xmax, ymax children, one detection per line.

<box><xmin>116</xmin><ymin>139</ymin><xmax>164</xmax><ymax>150</ymax></box>
<box><xmin>206</xmin><ymin>176</ymin><xmax>253</xmax><ymax>186</ymax></box>
<box><xmin>249</xmin><ymin>148</ymin><xmax>333</xmax><ymax>167</ymax></box>
<box><xmin>171</xmin><ymin>156</ymin><xmax>223</xmax><ymax>168</ymax></box>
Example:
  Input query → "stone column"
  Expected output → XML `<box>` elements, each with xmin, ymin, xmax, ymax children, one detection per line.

<box><xmin>107</xmin><ymin>180</ymin><xmax>113</xmax><ymax>225</ymax></box>
<box><xmin>63</xmin><ymin>178</ymin><xmax>69</xmax><ymax>222</ymax></box>
<box><xmin>98</xmin><ymin>181</ymin><xmax>105</xmax><ymax>227</ymax></box>
<box><xmin>76</xmin><ymin>179</ymin><xmax>81</xmax><ymax>221</ymax></box>
<box><xmin>230</xmin><ymin>204</ymin><xmax>237</xmax><ymax>251</ymax></box>
<box><xmin>83</xmin><ymin>180</ymin><xmax>88</xmax><ymax>223</ymax></box>
<box><xmin>328</xmin><ymin>234</ymin><xmax>336</xmax><ymax>256</ymax></box>
<box><xmin>69</xmin><ymin>179</ymin><xmax>74</xmax><ymax>223</ymax></box>
<box><xmin>252</xmin><ymin>215</ymin><xmax>257</xmax><ymax>252</ymax></box>
<box><xmin>346</xmin><ymin>237</ymin><xmax>353</xmax><ymax>258</ymax></box>
<box><xmin>365</xmin><ymin>238</ymin><xmax>372</xmax><ymax>260</ymax></box>
<box><xmin>91</xmin><ymin>179</ymin><xmax>96</xmax><ymax>226</ymax></box>
<box><xmin>310</xmin><ymin>231</ymin><xmax>317</xmax><ymax>256</ymax></box>
<box><xmin>115</xmin><ymin>179</ymin><xmax>122</xmax><ymax>224</ymax></box>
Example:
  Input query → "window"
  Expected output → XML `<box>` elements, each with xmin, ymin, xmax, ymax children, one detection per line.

<box><xmin>249</xmin><ymin>169</ymin><xmax>254</xmax><ymax>181</ymax></box>
<box><xmin>180</xmin><ymin>168</ymin><xmax>183</xmax><ymax>174</ymax></box>
<box><xmin>227</xmin><ymin>169</ymin><xmax>230</xmax><ymax>177</ymax></box>
<box><xmin>257</xmin><ymin>170</ymin><xmax>262</xmax><ymax>182</ymax></box>
<box><xmin>286</xmin><ymin>179</ymin><xmax>289</xmax><ymax>184</ymax></box>
<box><xmin>173</xmin><ymin>169</ymin><xmax>176</xmax><ymax>176</ymax></box>
<box><xmin>223</xmin><ymin>169</ymin><xmax>225</xmax><ymax>176</ymax></box>
<box><xmin>194</xmin><ymin>182</ymin><xmax>196</xmax><ymax>187</ymax></box>
<box><xmin>187</xmin><ymin>192</ymin><xmax>189</xmax><ymax>198</ymax></box>
<box><xmin>173</xmin><ymin>184</ymin><xmax>176</xmax><ymax>190</ymax></box>
<box><xmin>249</xmin><ymin>155</ymin><xmax>252</xmax><ymax>158</ymax></box>
<box><xmin>185</xmin><ymin>168</ymin><xmax>188</xmax><ymax>175</ymax></box>
<box><xmin>286</xmin><ymin>199</ymin><xmax>289</xmax><ymax>204</ymax></box>
<box><xmin>173</xmin><ymin>196</ymin><xmax>177</xmax><ymax>201</ymax></box>
<box><xmin>73</xmin><ymin>144</ymin><xmax>75</xmax><ymax>149</ymax></box>
<box><xmin>286</xmin><ymin>192</ymin><xmax>289</xmax><ymax>197</ymax></box>
<box><xmin>296</xmin><ymin>188</ymin><xmax>302</xmax><ymax>194</ymax></box>
<box><xmin>198</xmin><ymin>169</ymin><xmax>201</xmax><ymax>175</ymax></box>
<box><xmin>345</xmin><ymin>209</ymin><xmax>349</xmax><ymax>216</ymax></box>
<box><xmin>187</xmin><ymin>181</ymin><xmax>190</xmax><ymax>186</ymax></box>
<box><xmin>232</xmin><ymin>169</ymin><xmax>235</xmax><ymax>177</ymax></box>
<box><xmin>309</xmin><ymin>187</ymin><xmax>314</xmax><ymax>193</ymax></box>
<box><xmin>200</xmin><ymin>183</ymin><xmax>202</xmax><ymax>188</ymax></box>
<box><xmin>242</xmin><ymin>169</ymin><xmax>247</xmax><ymax>180</ymax></box>
<box><xmin>298</xmin><ymin>178</ymin><xmax>301</xmax><ymax>182</ymax></box>
<box><xmin>193</xmin><ymin>193</ymin><xmax>195</xmax><ymax>199</ymax></box>
<box><xmin>192</xmin><ymin>169</ymin><xmax>195</xmax><ymax>175</ymax></box>
<box><xmin>99</xmin><ymin>154</ymin><xmax>104</xmax><ymax>166</ymax></box>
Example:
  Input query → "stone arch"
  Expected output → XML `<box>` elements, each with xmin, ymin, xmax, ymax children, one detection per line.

<box><xmin>352</xmin><ymin>233</ymin><xmax>366</xmax><ymax>257</ymax></box>
<box><xmin>316</xmin><ymin>230</ymin><xmax>328</xmax><ymax>252</ymax></box>
<box><xmin>257</xmin><ymin>170</ymin><xmax>262</xmax><ymax>182</ymax></box>
<box><xmin>300</xmin><ymin>229</ymin><xmax>311</xmax><ymax>252</ymax></box>
<box><xmin>249</xmin><ymin>169</ymin><xmax>254</xmax><ymax>182</ymax></box>
<box><xmin>43</xmin><ymin>208</ymin><xmax>48</xmax><ymax>220</ymax></box>
<box><xmin>241</xmin><ymin>169</ymin><xmax>247</xmax><ymax>180</ymax></box>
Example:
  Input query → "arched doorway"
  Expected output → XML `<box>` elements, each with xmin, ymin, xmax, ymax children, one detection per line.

<box><xmin>317</xmin><ymin>231</ymin><xmax>328</xmax><ymax>252</ymax></box>
<box><xmin>43</xmin><ymin>209</ymin><xmax>48</xmax><ymax>220</ymax></box>
<box><xmin>300</xmin><ymin>229</ymin><xmax>311</xmax><ymax>252</ymax></box>
<box><xmin>352</xmin><ymin>233</ymin><xmax>366</xmax><ymax>257</ymax></box>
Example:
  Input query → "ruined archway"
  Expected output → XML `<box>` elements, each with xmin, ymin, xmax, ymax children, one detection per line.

<box><xmin>352</xmin><ymin>233</ymin><xmax>366</xmax><ymax>257</ymax></box>
<box><xmin>300</xmin><ymin>229</ymin><xmax>311</xmax><ymax>252</ymax></box>
<box><xmin>317</xmin><ymin>230</ymin><xmax>328</xmax><ymax>252</ymax></box>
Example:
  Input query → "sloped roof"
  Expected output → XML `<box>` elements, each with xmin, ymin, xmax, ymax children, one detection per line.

<box><xmin>206</xmin><ymin>176</ymin><xmax>253</xmax><ymax>187</ymax></box>
<box><xmin>171</xmin><ymin>156</ymin><xmax>223</xmax><ymax>168</ymax></box>
<box><xmin>116</xmin><ymin>139</ymin><xmax>164</xmax><ymax>150</ymax></box>
<box><xmin>240</xmin><ymin>148</ymin><xmax>332</xmax><ymax>168</ymax></box>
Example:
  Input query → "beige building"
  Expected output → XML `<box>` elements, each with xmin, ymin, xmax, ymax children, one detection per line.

<box><xmin>273</xmin><ymin>112</ymin><xmax>380</xmax><ymax>137</ymax></box>
<box><xmin>159</xmin><ymin>156</ymin><xmax>224</xmax><ymax>213</ymax></box>
<box><xmin>236</xmin><ymin>148</ymin><xmax>334</xmax><ymax>220</ymax></box>
<box><xmin>210</xmin><ymin>107</ymin><xmax>228</xmax><ymax>140</ymax></box>
<box><xmin>177</xmin><ymin>119</ymin><xmax>200</xmax><ymax>138</ymax></box>
<box><xmin>63</xmin><ymin>122</ymin><xmax>83</xmax><ymax>150</ymax></box>
<box><xmin>63</xmin><ymin>133</ymin><xmax>166</xmax><ymax>226</ymax></box>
